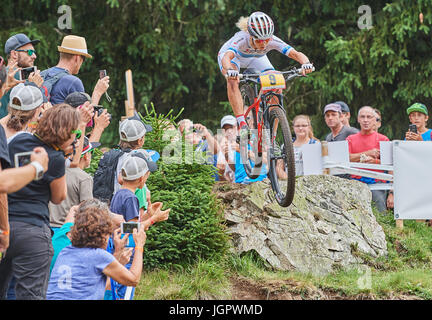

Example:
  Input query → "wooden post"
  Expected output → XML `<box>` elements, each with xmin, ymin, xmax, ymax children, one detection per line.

<box><xmin>321</xmin><ymin>141</ymin><xmax>330</xmax><ymax>175</ymax></box>
<box><xmin>396</xmin><ymin>219</ymin><xmax>404</xmax><ymax>230</ymax></box>
<box><xmin>125</xmin><ymin>69</ymin><xmax>135</xmax><ymax>118</ymax></box>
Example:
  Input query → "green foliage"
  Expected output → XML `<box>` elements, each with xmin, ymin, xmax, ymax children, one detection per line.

<box><xmin>2</xmin><ymin>0</ymin><xmax>432</xmax><ymax>144</ymax></box>
<box><xmin>138</xmin><ymin>106</ymin><xmax>229</xmax><ymax>269</ymax></box>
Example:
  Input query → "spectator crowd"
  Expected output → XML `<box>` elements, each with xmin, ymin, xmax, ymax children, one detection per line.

<box><xmin>0</xmin><ymin>32</ymin><xmax>430</xmax><ymax>300</ymax></box>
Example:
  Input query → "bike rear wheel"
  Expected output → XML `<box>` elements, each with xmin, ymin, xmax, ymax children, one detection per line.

<box><xmin>267</xmin><ymin>107</ymin><xmax>296</xmax><ymax>207</ymax></box>
<box><xmin>239</xmin><ymin>84</ymin><xmax>263</xmax><ymax>180</ymax></box>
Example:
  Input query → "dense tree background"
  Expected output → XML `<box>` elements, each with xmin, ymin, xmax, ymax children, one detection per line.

<box><xmin>1</xmin><ymin>0</ymin><xmax>431</xmax><ymax>146</ymax></box>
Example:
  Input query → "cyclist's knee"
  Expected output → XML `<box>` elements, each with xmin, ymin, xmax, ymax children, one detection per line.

<box><xmin>226</xmin><ymin>78</ymin><xmax>239</xmax><ymax>91</ymax></box>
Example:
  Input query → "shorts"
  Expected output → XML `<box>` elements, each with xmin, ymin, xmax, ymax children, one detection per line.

<box><xmin>217</xmin><ymin>51</ymin><xmax>275</xmax><ymax>73</ymax></box>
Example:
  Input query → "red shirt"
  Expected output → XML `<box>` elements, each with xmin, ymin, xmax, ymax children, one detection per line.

<box><xmin>346</xmin><ymin>131</ymin><xmax>389</xmax><ymax>154</ymax></box>
<box><xmin>346</xmin><ymin>131</ymin><xmax>389</xmax><ymax>183</ymax></box>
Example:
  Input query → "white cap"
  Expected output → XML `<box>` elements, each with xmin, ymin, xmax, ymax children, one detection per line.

<box><xmin>121</xmin><ymin>155</ymin><xmax>149</xmax><ymax>180</ymax></box>
<box><xmin>119</xmin><ymin>119</ymin><xmax>147</xmax><ymax>142</ymax></box>
<box><xmin>9</xmin><ymin>83</ymin><xmax>44</xmax><ymax>111</ymax></box>
<box><xmin>220</xmin><ymin>115</ymin><xmax>236</xmax><ymax>128</ymax></box>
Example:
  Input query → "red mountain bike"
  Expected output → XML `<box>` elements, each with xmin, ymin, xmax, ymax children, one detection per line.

<box><xmin>237</xmin><ymin>67</ymin><xmax>313</xmax><ymax>207</ymax></box>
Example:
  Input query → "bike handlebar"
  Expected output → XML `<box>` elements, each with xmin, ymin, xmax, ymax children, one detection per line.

<box><xmin>225</xmin><ymin>67</ymin><xmax>315</xmax><ymax>84</ymax></box>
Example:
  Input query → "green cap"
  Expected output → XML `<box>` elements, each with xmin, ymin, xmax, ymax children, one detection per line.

<box><xmin>407</xmin><ymin>103</ymin><xmax>428</xmax><ymax>116</ymax></box>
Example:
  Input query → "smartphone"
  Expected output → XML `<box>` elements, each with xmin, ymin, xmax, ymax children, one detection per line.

<box><xmin>14</xmin><ymin>151</ymin><xmax>33</xmax><ymax>168</ymax></box>
<box><xmin>409</xmin><ymin>124</ymin><xmax>417</xmax><ymax>134</ymax></box>
<box><xmin>99</xmin><ymin>69</ymin><xmax>107</xmax><ymax>79</ymax></box>
<box><xmin>121</xmin><ymin>222</ymin><xmax>140</xmax><ymax>234</ymax></box>
<box><xmin>20</xmin><ymin>66</ymin><xmax>36</xmax><ymax>81</ymax></box>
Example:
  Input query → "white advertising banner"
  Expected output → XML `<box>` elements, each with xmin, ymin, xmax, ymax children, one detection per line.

<box><xmin>393</xmin><ymin>140</ymin><xmax>432</xmax><ymax>220</ymax></box>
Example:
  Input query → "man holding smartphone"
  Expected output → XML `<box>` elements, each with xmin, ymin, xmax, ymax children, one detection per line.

<box><xmin>405</xmin><ymin>103</ymin><xmax>431</xmax><ymax>141</ymax></box>
<box><xmin>0</xmin><ymin>33</ymin><xmax>43</xmax><ymax>119</ymax></box>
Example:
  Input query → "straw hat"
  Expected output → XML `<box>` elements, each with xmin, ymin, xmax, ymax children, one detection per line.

<box><xmin>57</xmin><ymin>35</ymin><xmax>92</xmax><ymax>59</ymax></box>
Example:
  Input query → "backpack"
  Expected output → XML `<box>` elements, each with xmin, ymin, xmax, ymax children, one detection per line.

<box><xmin>93</xmin><ymin>149</ymin><xmax>125</xmax><ymax>203</ymax></box>
<box><xmin>40</xmin><ymin>68</ymin><xmax>70</xmax><ymax>102</ymax></box>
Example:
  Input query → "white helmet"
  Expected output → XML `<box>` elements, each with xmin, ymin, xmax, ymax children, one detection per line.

<box><xmin>247</xmin><ymin>12</ymin><xmax>274</xmax><ymax>40</ymax></box>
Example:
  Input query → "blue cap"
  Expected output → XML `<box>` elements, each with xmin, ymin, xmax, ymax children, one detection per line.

<box><xmin>4</xmin><ymin>33</ymin><xmax>40</xmax><ymax>55</ymax></box>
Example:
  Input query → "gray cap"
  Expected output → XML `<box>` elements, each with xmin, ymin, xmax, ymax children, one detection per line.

<box><xmin>64</xmin><ymin>92</ymin><xmax>91</xmax><ymax>108</ymax></box>
<box><xmin>130</xmin><ymin>149</ymin><xmax>158</xmax><ymax>173</ymax></box>
<box><xmin>121</xmin><ymin>155</ymin><xmax>149</xmax><ymax>180</ymax></box>
<box><xmin>323</xmin><ymin>103</ymin><xmax>342</xmax><ymax>115</ymax></box>
<box><xmin>9</xmin><ymin>83</ymin><xmax>44</xmax><ymax>111</ymax></box>
<box><xmin>220</xmin><ymin>115</ymin><xmax>236</xmax><ymax>128</ymax></box>
<box><xmin>127</xmin><ymin>111</ymin><xmax>153</xmax><ymax>132</ymax></box>
<box><xmin>119</xmin><ymin>119</ymin><xmax>149</xmax><ymax>142</ymax></box>
<box><xmin>5</xmin><ymin>33</ymin><xmax>40</xmax><ymax>55</ymax></box>
<box><xmin>334</xmin><ymin>101</ymin><xmax>350</xmax><ymax>113</ymax></box>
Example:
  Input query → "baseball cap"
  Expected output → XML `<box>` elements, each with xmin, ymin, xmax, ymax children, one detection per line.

<box><xmin>119</xmin><ymin>119</ymin><xmax>150</xmax><ymax>142</ymax></box>
<box><xmin>220</xmin><ymin>115</ymin><xmax>236</xmax><ymax>128</ymax></box>
<box><xmin>407</xmin><ymin>103</ymin><xmax>428</xmax><ymax>116</ymax></box>
<box><xmin>9</xmin><ymin>83</ymin><xmax>44</xmax><ymax>111</ymax></box>
<box><xmin>323</xmin><ymin>103</ymin><xmax>342</xmax><ymax>115</ymax></box>
<box><xmin>81</xmin><ymin>136</ymin><xmax>101</xmax><ymax>156</ymax></box>
<box><xmin>64</xmin><ymin>92</ymin><xmax>91</xmax><ymax>108</ymax></box>
<box><xmin>334</xmin><ymin>101</ymin><xmax>350</xmax><ymax>113</ymax></box>
<box><xmin>121</xmin><ymin>155</ymin><xmax>149</xmax><ymax>180</ymax></box>
<box><xmin>130</xmin><ymin>149</ymin><xmax>159</xmax><ymax>173</ymax></box>
<box><xmin>5</xmin><ymin>33</ymin><xmax>40</xmax><ymax>55</ymax></box>
<box><xmin>25</xmin><ymin>81</ymin><xmax>48</xmax><ymax>103</ymax></box>
<box><xmin>127</xmin><ymin>111</ymin><xmax>153</xmax><ymax>132</ymax></box>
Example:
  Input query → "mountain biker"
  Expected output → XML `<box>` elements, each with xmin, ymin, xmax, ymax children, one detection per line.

<box><xmin>218</xmin><ymin>11</ymin><xmax>314</xmax><ymax>134</ymax></box>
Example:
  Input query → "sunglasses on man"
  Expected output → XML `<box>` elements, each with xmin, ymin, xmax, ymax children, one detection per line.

<box><xmin>15</xmin><ymin>49</ymin><xmax>36</xmax><ymax>56</ymax></box>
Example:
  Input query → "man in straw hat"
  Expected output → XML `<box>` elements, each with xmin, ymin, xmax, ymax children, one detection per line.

<box><xmin>41</xmin><ymin>35</ymin><xmax>109</xmax><ymax>105</ymax></box>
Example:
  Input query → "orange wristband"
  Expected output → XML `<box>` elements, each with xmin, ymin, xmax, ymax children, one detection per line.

<box><xmin>150</xmin><ymin>219</ymin><xmax>155</xmax><ymax>225</ymax></box>
<box><xmin>135</xmin><ymin>246</ymin><xmax>144</xmax><ymax>252</ymax></box>
<box><xmin>0</xmin><ymin>229</ymin><xmax>9</xmax><ymax>236</ymax></box>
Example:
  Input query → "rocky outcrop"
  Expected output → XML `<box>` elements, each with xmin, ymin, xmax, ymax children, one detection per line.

<box><xmin>215</xmin><ymin>175</ymin><xmax>388</xmax><ymax>276</ymax></box>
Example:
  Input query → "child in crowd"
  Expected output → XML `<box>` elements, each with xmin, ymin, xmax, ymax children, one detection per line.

<box><xmin>49</xmin><ymin>136</ymin><xmax>100</xmax><ymax>231</ymax></box>
<box><xmin>108</xmin><ymin>155</ymin><xmax>170</xmax><ymax>300</ymax></box>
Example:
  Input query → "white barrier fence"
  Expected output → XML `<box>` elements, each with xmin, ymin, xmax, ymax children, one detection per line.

<box><xmin>300</xmin><ymin>140</ymin><xmax>432</xmax><ymax>225</ymax></box>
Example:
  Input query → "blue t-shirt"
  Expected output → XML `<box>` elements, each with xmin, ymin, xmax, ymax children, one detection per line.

<box><xmin>8</xmin><ymin>134</ymin><xmax>65</xmax><ymax>227</ymax></box>
<box><xmin>110</xmin><ymin>189</ymin><xmax>140</xmax><ymax>222</ymax></box>
<box><xmin>234</xmin><ymin>151</ymin><xmax>268</xmax><ymax>184</ymax></box>
<box><xmin>422</xmin><ymin>129</ymin><xmax>432</xmax><ymax>141</ymax></box>
<box><xmin>42</xmin><ymin>67</ymin><xmax>85</xmax><ymax>105</ymax></box>
<box><xmin>47</xmin><ymin>246</ymin><xmax>115</xmax><ymax>300</ymax></box>
<box><xmin>50</xmin><ymin>222</ymin><xmax>74</xmax><ymax>274</ymax></box>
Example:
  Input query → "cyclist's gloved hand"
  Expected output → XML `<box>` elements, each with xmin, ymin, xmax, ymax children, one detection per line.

<box><xmin>301</xmin><ymin>63</ymin><xmax>314</xmax><ymax>75</ymax></box>
<box><xmin>226</xmin><ymin>69</ymin><xmax>239</xmax><ymax>79</ymax></box>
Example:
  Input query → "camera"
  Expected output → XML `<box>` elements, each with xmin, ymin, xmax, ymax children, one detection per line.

<box><xmin>409</xmin><ymin>124</ymin><xmax>417</xmax><ymax>134</ymax></box>
<box><xmin>14</xmin><ymin>151</ymin><xmax>33</xmax><ymax>168</ymax></box>
<box><xmin>99</xmin><ymin>69</ymin><xmax>107</xmax><ymax>79</ymax></box>
<box><xmin>93</xmin><ymin>105</ymin><xmax>112</xmax><ymax>121</ymax></box>
<box><xmin>20</xmin><ymin>66</ymin><xmax>36</xmax><ymax>81</ymax></box>
<box><xmin>121</xmin><ymin>222</ymin><xmax>140</xmax><ymax>234</ymax></box>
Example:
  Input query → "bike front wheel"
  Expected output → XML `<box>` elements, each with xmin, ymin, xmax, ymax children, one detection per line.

<box><xmin>267</xmin><ymin>107</ymin><xmax>296</xmax><ymax>207</ymax></box>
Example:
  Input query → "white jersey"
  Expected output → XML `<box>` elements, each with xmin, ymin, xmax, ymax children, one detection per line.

<box><xmin>218</xmin><ymin>30</ymin><xmax>294</xmax><ymax>59</ymax></box>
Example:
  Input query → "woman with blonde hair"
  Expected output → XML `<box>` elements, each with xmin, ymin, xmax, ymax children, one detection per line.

<box><xmin>292</xmin><ymin>115</ymin><xmax>318</xmax><ymax>176</ymax></box>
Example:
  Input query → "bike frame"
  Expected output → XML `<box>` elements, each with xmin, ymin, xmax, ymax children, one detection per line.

<box><xmin>243</xmin><ymin>87</ymin><xmax>286</xmax><ymax>156</ymax></box>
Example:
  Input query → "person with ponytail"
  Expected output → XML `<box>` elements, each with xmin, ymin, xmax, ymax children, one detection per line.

<box><xmin>218</xmin><ymin>12</ymin><xmax>314</xmax><ymax>134</ymax></box>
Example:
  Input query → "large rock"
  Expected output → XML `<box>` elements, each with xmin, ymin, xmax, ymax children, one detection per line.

<box><xmin>215</xmin><ymin>175</ymin><xmax>388</xmax><ymax>276</ymax></box>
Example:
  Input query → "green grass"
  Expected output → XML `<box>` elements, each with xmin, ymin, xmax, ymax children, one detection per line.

<box><xmin>134</xmin><ymin>209</ymin><xmax>432</xmax><ymax>300</ymax></box>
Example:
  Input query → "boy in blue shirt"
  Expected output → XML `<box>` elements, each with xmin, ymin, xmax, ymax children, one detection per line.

<box><xmin>109</xmin><ymin>155</ymin><xmax>170</xmax><ymax>299</ymax></box>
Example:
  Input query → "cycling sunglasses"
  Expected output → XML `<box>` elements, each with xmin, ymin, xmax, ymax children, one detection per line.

<box><xmin>71</xmin><ymin>129</ymin><xmax>82</xmax><ymax>139</ymax></box>
<box><xmin>15</xmin><ymin>49</ymin><xmax>36</xmax><ymax>56</ymax></box>
<box><xmin>252</xmin><ymin>37</ymin><xmax>271</xmax><ymax>44</ymax></box>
